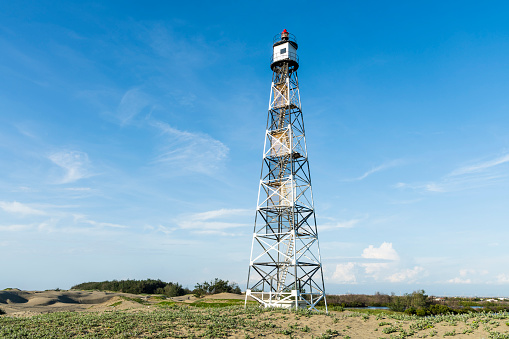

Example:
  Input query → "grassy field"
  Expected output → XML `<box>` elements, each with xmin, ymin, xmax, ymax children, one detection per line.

<box><xmin>2</xmin><ymin>303</ymin><xmax>509</xmax><ymax>338</ymax></box>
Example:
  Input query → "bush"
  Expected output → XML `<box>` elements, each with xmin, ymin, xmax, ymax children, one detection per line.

<box><xmin>428</xmin><ymin>304</ymin><xmax>453</xmax><ymax>315</ymax></box>
<box><xmin>155</xmin><ymin>283</ymin><xmax>187</xmax><ymax>297</ymax></box>
<box><xmin>389</xmin><ymin>296</ymin><xmax>406</xmax><ymax>312</ymax></box>
<box><xmin>389</xmin><ymin>290</ymin><xmax>431</xmax><ymax>312</ymax></box>
<box><xmin>404</xmin><ymin>307</ymin><xmax>416</xmax><ymax>315</ymax></box>
<box><xmin>324</xmin><ymin>292</ymin><xmax>391</xmax><ymax>308</ymax></box>
<box><xmin>193</xmin><ymin>278</ymin><xmax>241</xmax><ymax>297</ymax></box>
<box><xmin>416</xmin><ymin>308</ymin><xmax>427</xmax><ymax>316</ymax></box>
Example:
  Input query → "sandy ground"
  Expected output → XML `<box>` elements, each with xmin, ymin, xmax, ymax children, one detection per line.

<box><xmin>0</xmin><ymin>289</ymin><xmax>250</xmax><ymax>316</ymax></box>
<box><xmin>0</xmin><ymin>289</ymin><xmax>150</xmax><ymax>316</ymax></box>
<box><xmin>2</xmin><ymin>290</ymin><xmax>509</xmax><ymax>338</ymax></box>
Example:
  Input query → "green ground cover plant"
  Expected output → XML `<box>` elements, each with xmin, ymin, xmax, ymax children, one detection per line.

<box><xmin>191</xmin><ymin>299</ymin><xmax>257</xmax><ymax>308</ymax></box>
<box><xmin>2</xmin><ymin>300</ymin><xmax>509</xmax><ymax>338</ymax></box>
<box><xmin>0</xmin><ymin>305</ymin><xmax>309</xmax><ymax>338</ymax></box>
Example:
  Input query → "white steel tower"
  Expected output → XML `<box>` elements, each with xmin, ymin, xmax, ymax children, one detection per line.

<box><xmin>245</xmin><ymin>29</ymin><xmax>327</xmax><ymax>311</ymax></box>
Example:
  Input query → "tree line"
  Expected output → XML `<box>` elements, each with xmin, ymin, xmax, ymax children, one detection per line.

<box><xmin>324</xmin><ymin>290</ymin><xmax>509</xmax><ymax>316</ymax></box>
<box><xmin>71</xmin><ymin>278</ymin><xmax>241</xmax><ymax>298</ymax></box>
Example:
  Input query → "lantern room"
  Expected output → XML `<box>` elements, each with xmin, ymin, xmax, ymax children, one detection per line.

<box><xmin>271</xmin><ymin>29</ymin><xmax>299</xmax><ymax>71</ymax></box>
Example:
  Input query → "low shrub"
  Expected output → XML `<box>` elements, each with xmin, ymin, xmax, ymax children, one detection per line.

<box><xmin>428</xmin><ymin>304</ymin><xmax>453</xmax><ymax>315</ymax></box>
<box><xmin>404</xmin><ymin>307</ymin><xmax>416</xmax><ymax>315</ymax></box>
<box><xmin>193</xmin><ymin>278</ymin><xmax>241</xmax><ymax>297</ymax></box>
<box><xmin>416</xmin><ymin>308</ymin><xmax>427</xmax><ymax>317</ymax></box>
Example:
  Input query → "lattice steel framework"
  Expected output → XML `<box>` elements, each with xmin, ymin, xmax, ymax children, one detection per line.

<box><xmin>245</xmin><ymin>30</ymin><xmax>327</xmax><ymax>311</ymax></box>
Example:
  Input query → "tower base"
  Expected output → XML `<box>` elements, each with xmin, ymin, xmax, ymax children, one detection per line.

<box><xmin>245</xmin><ymin>289</ymin><xmax>324</xmax><ymax>310</ymax></box>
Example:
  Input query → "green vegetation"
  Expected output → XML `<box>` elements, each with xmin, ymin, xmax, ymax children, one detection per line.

<box><xmin>72</xmin><ymin>277</ymin><xmax>243</xmax><ymax>298</ymax></box>
<box><xmin>150</xmin><ymin>295</ymin><xmax>166</xmax><ymax>300</ymax></box>
<box><xmin>156</xmin><ymin>301</ymin><xmax>176</xmax><ymax>307</ymax></box>
<box><xmin>389</xmin><ymin>289</ymin><xmax>429</xmax><ymax>312</ymax></box>
<box><xmin>71</xmin><ymin>279</ymin><xmax>190</xmax><ymax>297</ymax></box>
<box><xmin>324</xmin><ymin>291</ymin><xmax>392</xmax><ymax>308</ymax></box>
<box><xmin>323</xmin><ymin>290</ymin><xmax>509</xmax><ymax>317</ymax></box>
<box><xmin>120</xmin><ymin>296</ymin><xmax>147</xmax><ymax>304</ymax></box>
<box><xmin>193</xmin><ymin>278</ymin><xmax>241</xmax><ymax>297</ymax></box>
<box><xmin>0</xmin><ymin>305</ymin><xmax>309</xmax><ymax>338</ymax></box>
<box><xmin>190</xmin><ymin>299</ymin><xmax>255</xmax><ymax>308</ymax></box>
<box><xmin>1</xmin><ymin>306</ymin><xmax>509</xmax><ymax>338</ymax></box>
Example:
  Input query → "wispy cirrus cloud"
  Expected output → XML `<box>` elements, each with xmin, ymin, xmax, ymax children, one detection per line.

<box><xmin>175</xmin><ymin>208</ymin><xmax>251</xmax><ymax>236</ymax></box>
<box><xmin>73</xmin><ymin>214</ymin><xmax>129</xmax><ymax>229</ymax></box>
<box><xmin>0</xmin><ymin>223</ymin><xmax>35</xmax><ymax>231</ymax></box>
<box><xmin>320</xmin><ymin>218</ymin><xmax>361</xmax><ymax>231</ymax></box>
<box><xmin>0</xmin><ymin>201</ymin><xmax>45</xmax><ymax>215</ymax></box>
<box><xmin>396</xmin><ymin>152</ymin><xmax>509</xmax><ymax>193</ymax></box>
<box><xmin>190</xmin><ymin>208</ymin><xmax>252</xmax><ymax>221</ymax></box>
<box><xmin>117</xmin><ymin>88</ymin><xmax>152</xmax><ymax>125</ymax></box>
<box><xmin>152</xmin><ymin>121</ymin><xmax>229</xmax><ymax>175</ymax></box>
<box><xmin>347</xmin><ymin>159</ymin><xmax>403</xmax><ymax>181</ymax></box>
<box><xmin>451</xmin><ymin>153</ymin><xmax>509</xmax><ymax>176</ymax></box>
<box><xmin>48</xmin><ymin>150</ymin><xmax>92</xmax><ymax>184</ymax></box>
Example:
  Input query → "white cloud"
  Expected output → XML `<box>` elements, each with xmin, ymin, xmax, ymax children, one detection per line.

<box><xmin>319</xmin><ymin>218</ymin><xmax>361</xmax><ymax>231</ymax></box>
<box><xmin>396</xmin><ymin>152</ymin><xmax>509</xmax><ymax>193</ymax></box>
<box><xmin>49</xmin><ymin>150</ymin><xmax>92</xmax><ymax>183</ymax></box>
<box><xmin>447</xmin><ymin>277</ymin><xmax>472</xmax><ymax>284</ymax></box>
<box><xmin>152</xmin><ymin>121</ymin><xmax>229</xmax><ymax>175</ymax></box>
<box><xmin>387</xmin><ymin>266</ymin><xmax>424</xmax><ymax>283</ymax></box>
<box><xmin>117</xmin><ymin>88</ymin><xmax>151</xmax><ymax>125</ymax></box>
<box><xmin>361</xmin><ymin>242</ymin><xmax>399</xmax><ymax>260</ymax></box>
<box><xmin>192</xmin><ymin>229</ymin><xmax>243</xmax><ymax>237</ymax></box>
<box><xmin>0</xmin><ymin>224</ymin><xmax>34</xmax><ymax>231</ymax></box>
<box><xmin>191</xmin><ymin>208</ymin><xmax>251</xmax><ymax>221</ymax></box>
<box><xmin>451</xmin><ymin>153</ymin><xmax>509</xmax><ymax>176</ymax></box>
<box><xmin>350</xmin><ymin>160</ymin><xmax>403</xmax><ymax>181</ymax></box>
<box><xmin>73</xmin><ymin>214</ymin><xmax>128</xmax><ymax>229</ymax></box>
<box><xmin>496</xmin><ymin>274</ymin><xmax>509</xmax><ymax>284</ymax></box>
<box><xmin>460</xmin><ymin>269</ymin><xmax>477</xmax><ymax>277</ymax></box>
<box><xmin>329</xmin><ymin>262</ymin><xmax>357</xmax><ymax>284</ymax></box>
<box><xmin>424</xmin><ymin>183</ymin><xmax>445</xmax><ymax>192</ymax></box>
<box><xmin>326</xmin><ymin>244</ymin><xmax>425</xmax><ymax>284</ymax></box>
<box><xmin>360</xmin><ymin>243</ymin><xmax>402</xmax><ymax>281</ymax></box>
<box><xmin>155</xmin><ymin>224</ymin><xmax>177</xmax><ymax>235</ymax></box>
<box><xmin>175</xmin><ymin>208</ymin><xmax>251</xmax><ymax>235</ymax></box>
<box><xmin>0</xmin><ymin>201</ymin><xmax>45</xmax><ymax>215</ymax></box>
<box><xmin>179</xmin><ymin>220</ymin><xmax>248</xmax><ymax>231</ymax></box>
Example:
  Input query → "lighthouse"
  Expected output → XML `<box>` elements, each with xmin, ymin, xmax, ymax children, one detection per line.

<box><xmin>245</xmin><ymin>30</ymin><xmax>327</xmax><ymax>311</ymax></box>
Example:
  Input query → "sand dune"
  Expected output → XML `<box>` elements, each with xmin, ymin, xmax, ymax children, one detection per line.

<box><xmin>0</xmin><ymin>289</ymin><xmax>148</xmax><ymax>315</ymax></box>
<box><xmin>0</xmin><ymin>289</ymin><xmax>251</xmax><ymax>316</ymax></box>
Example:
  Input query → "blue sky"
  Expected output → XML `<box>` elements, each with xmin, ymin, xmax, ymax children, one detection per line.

<box><xmin>1</xmin><ymin>1</ymin><xmax>509</xmax><ymax>296</ymax></box>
